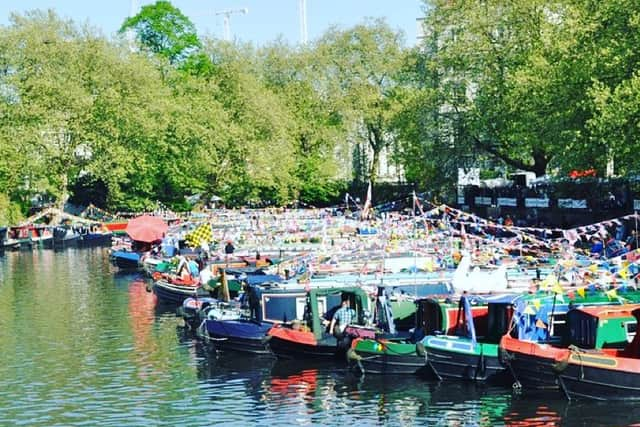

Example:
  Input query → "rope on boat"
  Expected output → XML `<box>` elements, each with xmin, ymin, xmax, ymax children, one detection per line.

<box><xmin>552</xmin><ymin>344</ymin><xmax>585</xmax><ymax>401</ymax></box>
<box><xmin>552</xmin><ymin>345</ymin><xmax>584</xmax><ymax>378</ymax></box>
<box><xmin>498</xmin><ymin>347</ymin><xmax>522</xmax><ymax>392</ymax></box>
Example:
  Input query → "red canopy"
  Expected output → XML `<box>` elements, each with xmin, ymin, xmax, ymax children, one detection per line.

<box><xmin>125</xmin><ymin>215</ymin><xmax>168</xmax><ymax>243</ymax></box>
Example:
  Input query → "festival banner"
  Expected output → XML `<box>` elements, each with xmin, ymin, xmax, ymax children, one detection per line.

<box><xmin>524</xmin><ymin>198</ymin><xmax>549</xmax><ymax>208</ymax></box>
<box><xmin>558</xmin><ymin>199</ymin><xmax>587</xmax><ymax>209</ymax></box>
<box><xmin>474</xmin><ymin>197</ymin><xmax>492</xmax><ymax>206</ymax></box>
<box><xmin>497</xmin><ymin>197</ymin><xmax>517</xmax><ymax>207</ymax></box>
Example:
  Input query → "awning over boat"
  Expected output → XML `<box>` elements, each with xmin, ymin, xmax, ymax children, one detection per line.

<box><xmin>246</xmin><ymin>275</ymin><xmax>283</xmax><ymax>286</ymax></box>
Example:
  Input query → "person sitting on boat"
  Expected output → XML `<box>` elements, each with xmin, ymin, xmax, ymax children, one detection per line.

<box><xmin>187</xmin><ymin>258</ymin><xmax>200</xmax><ymax>277</ymax></box>
<box><xmin>176</xmin><ymin>255</ymin><xmax>194</xmax><ymax>281</ymax></box>
<box><xmin>329</xmin><ymin>294</ymin><xmax>356</xmax><ymax>340</ymax></box>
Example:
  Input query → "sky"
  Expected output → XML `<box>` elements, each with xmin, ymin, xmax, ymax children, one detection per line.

<box><xmin>1</xmin><ymin>1</ymin><xmax>425</xmax><ymax>46</ymax></box>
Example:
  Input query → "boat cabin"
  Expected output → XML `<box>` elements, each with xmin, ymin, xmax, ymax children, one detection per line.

<box><xmin>304</xmin><ymin>286</ymin><xmax>371</xmax><ymax>339</ymax></box>
<box><xmin>415</xmin><ymin>296</ymin><xmax>489</xmax><ymax>337</ymax></box>
<box><xmin>566</xmin><ymin>305</ymin><xmax>638</xmax><ymax>349</ymax></box>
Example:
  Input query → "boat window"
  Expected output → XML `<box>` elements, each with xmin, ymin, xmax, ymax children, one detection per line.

<box><xmin>625</xmin><ymin>321</ymin><xmax>637</xmax><ymax>343</ymax></box>
<box><xmin>295</xmin><ymin>297</ymin><xmax>306</xmax><ymax>320</ymax></box>
<box><xmin>418</xmin><ymin>300</ymin><xmax>443</xmax><ymax>335</ymax></box>
<box><xmin>317</xmin><ymin>297</ymin><xmax>327</xmax><ymax>319</ymax></box>
<box><xmin>262</xmin><ymin>294</ymin><xmax>305</xmax><ymax>323</ymax></box>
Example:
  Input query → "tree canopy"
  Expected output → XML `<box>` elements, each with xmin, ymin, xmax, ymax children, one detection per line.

<box><xmin>2</xmin><ymin>1</ymin><xmax>640</xmax><ymax>222</ymax></box>
<box><xmin>119</xmin><ymin>0</ymin><xmax>200</xmax><ymax>64</ymax></box>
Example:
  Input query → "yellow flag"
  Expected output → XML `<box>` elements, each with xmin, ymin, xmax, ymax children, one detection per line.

<box><xmin>552</xmin><ymin>281</ymin><xmax>564</xmax><ymax>295</ymax></box>
<box><xmin>606</xmin><ymin>288</ymin><xmax>618</xmax><ymax>300</ymax></box>
<box><xmin>532</xmin><ymin>299</ymin><xmax>541</xmax><ymax>310</ymax></box>
<box><xmin>620</xmin><ymin>268</ymin><xmax>629</xmax><ymax>280</ymax></box>
<box><xmin>541</xmin><ymin>273</ymin><xmax>557</xmax><ymax>291</ymax></box>
<box><xmin>424</xmin><ymin>258</ymin><xmax>434</xmax><ymax>272</ymax></box>
<box><xmin>523</xmin><ymin>304</ymin><xmax>536</xmax><ymax>315</ymax></box>
<box><xmin>577</xmin><ymin>287</ymin><xmax>586</xmax><ymax>298</ymax></box>
<box><xmin>588</xmin><ymin>264</ymin><xmax>598</xmax><ymax>273</ymax></box>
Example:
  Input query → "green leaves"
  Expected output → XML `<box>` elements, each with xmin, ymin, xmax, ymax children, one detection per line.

<box><xmin>119</xmin><ymin>0</ymin><xmax>200</xmax><ymax>64</ymax></box>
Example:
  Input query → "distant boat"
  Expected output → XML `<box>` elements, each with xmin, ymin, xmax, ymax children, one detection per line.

<box><xmin>53</xmin><ymin>226</ymin><xmax>81</xmax><ymax>248</ymax></box>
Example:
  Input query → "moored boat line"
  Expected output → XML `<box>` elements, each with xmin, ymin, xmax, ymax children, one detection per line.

<box><xmin>8</xmin><ymin>201</ymin><xmax>640</xmax><ymax>401</ymax></box>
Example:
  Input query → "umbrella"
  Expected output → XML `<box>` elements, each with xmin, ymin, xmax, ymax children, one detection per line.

<box><xmin>125</xmin><ymin>215</ymin><xmax>168</xmax><ymax>243</ymax></box>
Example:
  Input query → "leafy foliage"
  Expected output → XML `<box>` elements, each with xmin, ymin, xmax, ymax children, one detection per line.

<box><xmin>2</xmin><ymin>1</ymin><xmax>640</xmax><ymax>221</ymax></box>
<box><xmin>119</xmin><ymin>0</ymin><xmax>200</xmax><ymax>64</ymax></box>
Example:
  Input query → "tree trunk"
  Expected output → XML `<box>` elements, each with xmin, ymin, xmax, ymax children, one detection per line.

<box><xmin>367</xmin><ymin>123</ymin><xmax>385</xmax><ymax>186</ymax></box>
<box><xmin>531</xmin><ymin>149</ymin><xmax>548</xmax><ymax>177</ymax></box>
<box><xmin>52</xmin><ymin>173</ymin><xmax>69</xmax><ymax>224</ymax></box>
<box><xmin>369</xmin><ymin>148</ymin><xmax>380</xmax><ymax>186</ymax></box>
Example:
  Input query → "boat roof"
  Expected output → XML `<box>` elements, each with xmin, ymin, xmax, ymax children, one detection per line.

<box><xmin>573</xmin><ymin>304</ymin><xmax>640</xmax><ymax>319</ymax></box>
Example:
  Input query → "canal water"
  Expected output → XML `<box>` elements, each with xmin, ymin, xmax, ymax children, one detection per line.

<box><xmin>1</xmin><ymin>249</ymin><xmax>639</xmax><ymax>426</ymax></box>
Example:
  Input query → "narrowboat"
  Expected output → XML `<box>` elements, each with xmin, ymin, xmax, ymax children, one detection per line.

<box><xmin>499</xmin><ymin>291</ymin><xmax>640</xmax><ymax>391</ymax></box>
<box><xmin>198</xmin><ymin>277</ymin><xmax>304</xmax><ymax>355</ymax></box>
<box><xmin>554</xmin><ymin>305</ymin><xmax>640</xmax><ymax>400</ymax></box>
<box><xmin>349</xmin><ymin>294</ymin><xmax>491</xmax><ymax>376</ymax></box>
<box><xmin>421</xmin><ymin>294</ymin><xmax>518</xmax><ymax>382</ymax></box>
<box><xmin>267</xmin><ymin>286</ymin><xmax>372</xmax><ymax>359</ymax></box>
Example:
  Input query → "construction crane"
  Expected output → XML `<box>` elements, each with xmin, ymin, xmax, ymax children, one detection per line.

<box><xmin>215</xmin><ymin>8</ymin><xmax>249</xmax><ymax>41</ymax></box>
<box><xmin>299</xmin><ymin>0</ymin><xmax>308</xmax><ymax>45</ymax></box>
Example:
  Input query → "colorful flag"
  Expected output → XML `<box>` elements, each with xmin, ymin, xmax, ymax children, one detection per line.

<box><xmin>541</xmin><ymin>273</ymin><xmax>557</xmax><ymax>290</ymax></box>
<box><xmin>552</xmin><ymin>282</ymin><xmax>564</xmax><ymax>295</ymax></box>
<box><xmin>577</xmin><ymin>287</ymin><xmax>586</xmax><ymax>298</ymax></box>
<box><xmin>185</xmin><ymin>223</ymin><xmax>213</xmax><ymax>247</ymax></box>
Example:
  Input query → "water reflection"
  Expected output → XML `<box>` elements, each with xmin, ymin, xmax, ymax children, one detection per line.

<box><xmin>4</xmin><ymin>250</ymin><xmax>640</xmax><ymax>426</ymax></box>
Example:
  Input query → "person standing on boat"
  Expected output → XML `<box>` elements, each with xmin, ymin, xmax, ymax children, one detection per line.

<box><xmin>225</xmin><ymin>240</ymin><xmax>235</xmax><ymax>255</ymax></box>
<box><xmin>329</xmin><ymin>294</ymin><xmax>356</xmax><ymax>340</ymax></box>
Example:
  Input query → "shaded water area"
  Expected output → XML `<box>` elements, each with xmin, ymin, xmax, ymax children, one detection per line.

<box><xmin>1</xmin><ymin>249</ymin><xmax>640</xmax><ymax>426</ymax></box>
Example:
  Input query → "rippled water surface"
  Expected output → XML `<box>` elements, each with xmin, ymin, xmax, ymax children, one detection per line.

<box><xmin>2</xmin><ymin>249</ymin><xmax>640</xmax><ymax>426</ymax></box>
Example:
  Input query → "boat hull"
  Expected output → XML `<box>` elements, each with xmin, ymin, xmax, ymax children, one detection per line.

<box><xmin>153</xmin><ymin>280</ymin><xmax>204</xmax><ymax>304</ymax></box>
<box><xmin>79</xmin><ymin>233</ymin><xmax>113</xmax><ymax>247</ymax></box>
<box><xmin>499</xmin><ymin>336</ymin><xmax>564</xmax><ymax>391</ymax></box>
<box><xmin>110</xmin><ymin>251</ymin><xmax>141</xmax><ymax>270</ymax></box>
<box><xmin>268</xmin><ymin>335</ymin><xmax>343</xmax><ymax>359</ymax></box>
<box><xmin>350</xmin><ymin>338</ymin><xmax>431</xmax><ymax>375</ymax></box>
<box><xmin>204</xmin><ymin>319</ymin><xmax>272</xmax><ymax>355</ymax></box>
<box><xmin>559</xmin><ymin>355</ymin><xmax>640</xmax><ymax>400</ymax></box>
<box><xmin>426</xmin><ymin>345</ymin><xmax>506</xmax><ymax>383</ymax></box>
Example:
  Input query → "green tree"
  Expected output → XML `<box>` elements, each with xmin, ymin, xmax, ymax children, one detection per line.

<box><xmin>316</xmin><ymin>19</ymin><xmax>407</xmax><ymax>185</ymax></box>
<box><xmin>420</xmin><ymin>0</ymin><xmax>589</xmax><ymax>177</ymax></box>
<box><xmin>120</xmin><ymin>0</ymin><xmax>200</xmax><ymax>64</ymax></box>
<box><xmin>256</xmin><ymin>40</ymin><xmax>348</xmax><ymax>204</ymax></box>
